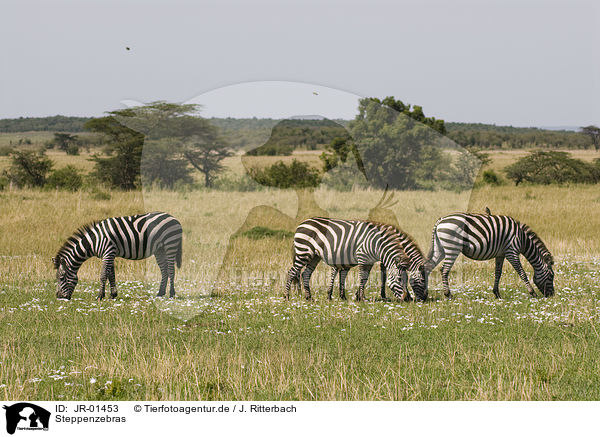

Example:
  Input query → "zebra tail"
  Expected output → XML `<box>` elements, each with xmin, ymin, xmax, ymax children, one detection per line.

<box><xmin>176</xmin><ymin>237</ymin><xmax>183</xmax><ymax>269</ymax></box>
<box><xmin>425</xmin><ymin>219</ymin><xmax>442</xmax><ymax>272</ymax></box>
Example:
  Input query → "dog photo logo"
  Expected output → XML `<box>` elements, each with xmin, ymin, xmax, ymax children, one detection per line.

<box><xmin>3</xmin><ymin>403</ymin><xmax>50</xmax><ymax>435</ymax></box>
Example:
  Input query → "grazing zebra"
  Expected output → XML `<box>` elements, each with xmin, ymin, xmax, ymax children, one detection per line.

<box><xmin>325</xmin><ymin>225</ymin><xmax>426</xmax><ymax>301</ymax></box>
<box><xmin>426</xmin><ymin>213</ymin><xmax>554</xmax><ymax>298</ymax></box>
<box><xmin>286</xmin><ymin>217</ymin><xmax>428</xmax><ymax>301</ymax></box>
<box><xmin>53</xmin><ymin>212</ymin><xmax>183</xmax><ymax>300</ymax></box>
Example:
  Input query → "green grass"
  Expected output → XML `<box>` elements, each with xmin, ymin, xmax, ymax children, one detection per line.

<box><xmin>2</xmin><ymin>259</ymin><xmax>600</xmax><ymax>400</ymax></box>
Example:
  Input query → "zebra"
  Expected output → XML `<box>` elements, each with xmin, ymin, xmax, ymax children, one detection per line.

<box><xmin>325</xmin><ymin>225</ymin><xmax>426</xmax><ymax>301</ymax></box>
<box><xmin>285</xmin><ymin>217</ymin><xmax>428</xmax><ymax>301</ymax></box>
<box><xmin>426</xmin><ymin>213</ymin><xmax>554</xmax><ymax>299</ymax></box>
<box><xmin>53</xmin><ymin>212</ymin><xmax>183</xmax><ymax>300</ymax></box>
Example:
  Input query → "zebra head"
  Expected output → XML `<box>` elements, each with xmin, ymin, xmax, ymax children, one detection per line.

<box><xmin>52</xmin><ymin>256</ymin><xmax>78</xmax><ymax>300</ymax></box>
<box><xmin>408</xmin><ymin>265</ymin><xmax>428</xmax><ymax>301</ymax></box>
<box><xmin>385</xmin><ymin>263</ymin><xmax>408</xmax><ymax>299</ymax></box>
<box><xmin>533</xmin><ymin>254</ymin><xmax>555</xmax><ymax>297</ymax></box>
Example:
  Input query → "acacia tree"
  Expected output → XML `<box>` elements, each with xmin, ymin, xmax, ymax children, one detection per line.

<box><xmin>52</xmin><ymin>133</ymin><xmax>78</xmax><ymax>152</ymax></box>
<box><xmin>110</xmin><ymin>101</ymin><xmax>231</xmax><ymax>188</ymax></box>
<box><xmin>84</xmin><ymin>111</ymin><xmax>144</xmax><ymax>189</ymax></box>
<box><xmin>504</xmin><ymin>151</ymin><xmax>598</xmax><ymax>185</ymax></box>
<box><xmin>581</xmin><ymin>125</ymin><xmax>600</xmax><ymax>152</ymax></box>
<box><xmin>183</xmin><ymin>138</ymin><xmax>232</xmax><ymax>188</ymax></box>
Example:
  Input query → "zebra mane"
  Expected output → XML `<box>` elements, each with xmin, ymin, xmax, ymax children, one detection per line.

<box><xmin>522</xmin><ymin>223</ymin><xmax>554</xmax><ymax>265</ymax></box>
<box><xmin>53</xmin><ymin>220</ymin><xmax>100</xmax><ymax>268</ymax></box>
<box><xmin>369</xmin><ymin>221</ymin><xmax>424</xmax><ymax>261</ymax></box>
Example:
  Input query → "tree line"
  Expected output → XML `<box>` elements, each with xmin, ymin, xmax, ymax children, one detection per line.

<box><xmin>1</xmin><ymin>100</ymin><xmax>599</xmax><ymax>191</ymax></box>
<box><xmin>2</xmin><ymin>115</ymin><xmax>599</xmax><ymax>151</ymax></box>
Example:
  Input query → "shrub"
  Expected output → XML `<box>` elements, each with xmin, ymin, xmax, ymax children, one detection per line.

<box><xmin>45</xmin><ymin>165</ymin><xmax>83</xmax><ymax>191</ymax></box>
<box><xmin>481</xmin><ymin>169</ymin><xmax>504</xmax><ymax>185</ymax></box>
<box><xmin>247</xmin><ymin>160</ymin><xmax>321</xmax><ymax>189</ymax></box>
<box><xmin>3</xmin><ymin>150</ymin><xmax>53</xmax><ymax>188</ymax></box>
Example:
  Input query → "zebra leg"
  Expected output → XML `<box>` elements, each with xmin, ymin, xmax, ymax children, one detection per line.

<box><xmin>285</xmin><ymin>259</ymin><xmax>306</xmax><ymax>299</ymax></box>
<box><xmin>167</xmin><ymin>256</ymin><xmax>176</xmax><ymax>298</ymax></box>
<box><xmin>108</xmin><ymin>259</ymin><xmax>117</xmax><ymax>299</ymax></box>
<box><xmin>97</xmin><ymin>256</ymin><xmax>113</xmax><ymax>300</ymax></box>
<box><xmin>155</xmin><ymin>252</ymin><xmax>168</xmax><ymax>297</ymax></box>
<box><xmin>380</xmin><ymin>264</ymin><xmax>387</xmax><ymax>300</ymax></box>
<box><xmin>493</xmin><ymin>256</ymin><xmax>505</xmax><ymax>299</ymax></box>
<box><xmin>327</xmin><ymin>267</ymin><xmax>337</xmax><ymax>300</ymax></box>
<box><xmin>506</xmin><ymin>252</ymin><xmax>536</xmax><ymax>297</ymax></box>
<box><xmin>356</xmin><ymin>264</ymin><xmax>373</xmax><ymax>302</ymax></box>
<box><xmin>301</xmin><ymin>257</ymin><xmax>320</xmax><ymax>300</ymax></box>
<box><xmin>339</xmin><ymin>269</ymin><xmax>348</xmax><ymax>300</ymax></box>
<box><xmin>441</xmin><ymin>252</ymin><xmax>459</xmax><ymax>298</ymax></box>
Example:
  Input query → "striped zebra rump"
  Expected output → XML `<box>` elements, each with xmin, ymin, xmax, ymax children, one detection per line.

<box><xmin>292</xmin><ymin>218</ymin><xmax>372</xmax><ymax>267</ymax></box>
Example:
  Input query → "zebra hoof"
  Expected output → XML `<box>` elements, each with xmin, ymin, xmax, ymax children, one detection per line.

<box><xmin>156</xmin><ymin>292</ymin><xmax>166</xmax><ymax>297</ymax></box>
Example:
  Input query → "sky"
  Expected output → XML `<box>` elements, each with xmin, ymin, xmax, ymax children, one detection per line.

<box><xmin>1</xmin><ymin>0</ymin><xmax>599</xmax><ymax>127</ymax></box>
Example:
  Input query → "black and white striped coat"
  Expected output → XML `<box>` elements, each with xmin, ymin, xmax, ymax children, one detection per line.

<box><xmin>53</xmin><ymin>212</ymin><xmax>183</xmax><ymax>300</ymax></box>
<box><xmin>286</xmin><ymin>217</ymin><xmax>428</xmax><ymax>301</ymax></box>
<box><xmin>426</xmin><ymin>213</ymin><xmax>554</xmax><ymax>298</ymax></box>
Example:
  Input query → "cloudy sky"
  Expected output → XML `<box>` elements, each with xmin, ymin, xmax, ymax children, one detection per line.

<box><xmin>1</xmin><ymin>0</ymin><xmax>599</xmax><ymax>126</ymax></box>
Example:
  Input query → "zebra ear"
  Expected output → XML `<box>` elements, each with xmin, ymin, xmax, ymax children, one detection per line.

<box><xmin>52</xmin><ymin>257</ymin><xmax>57</xmax><ymax>269</ymax></box>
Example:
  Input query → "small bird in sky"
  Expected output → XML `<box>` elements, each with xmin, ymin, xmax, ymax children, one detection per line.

<box><xmin>125</xmin><ymin>46</ymin><xmax>131</xmax><ymax>51</ymax></box>
<box><xmin>312</xmin><ymin>91</ymin><xmax>318</xmax><ymax>95</ymax></box>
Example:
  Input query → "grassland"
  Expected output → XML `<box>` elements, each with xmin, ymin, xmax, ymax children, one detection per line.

<box><xmin>1</xmin><ymin>181</ymin><xmax>600</xmax><ymax>400</ymax></box>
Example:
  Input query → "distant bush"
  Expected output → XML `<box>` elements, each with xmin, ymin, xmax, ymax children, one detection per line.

<box><xmin>505</xmin><ymin>151</ymin><xmax>600</xmax><ymax>185</ymax></box>
<box><xmin>481</xmin><ymin>169</ymin><xmax>504</xmax><ymax>185</ymax></box>
<box><xmin>45</xmin><ymin>165</ymin><xmax>83</xmax><ymax>191</ymax></box>
<box><xmin>248</xmin><ymin>160</ymin><xmax>321</xmax><ymax>189</ymax></box>
<box><xmin>2</xmin><ymin>150</ymin><xmax>53</xmax><ymax>188</ymax></box>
